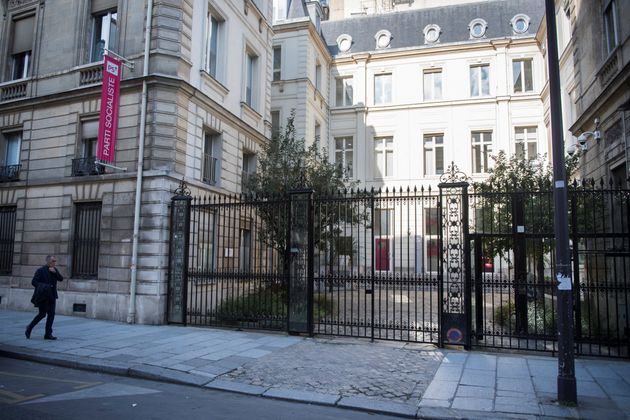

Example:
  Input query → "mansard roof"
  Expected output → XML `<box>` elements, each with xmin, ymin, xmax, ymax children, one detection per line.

<box><xmin>320</xmin><ymin>0</ymin><xmax>544</xmax><ymax>56</ymax></box>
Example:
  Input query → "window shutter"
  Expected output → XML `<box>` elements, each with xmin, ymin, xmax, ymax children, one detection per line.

<box><xmin>92</xmin><ymin>0</ymin><xmax>117</xmax><ymax>13</ymax></box>
<box><xmin>12</xmin><ymin>15</ymin><xmax>35</xmax><ymax>54</ymax></box>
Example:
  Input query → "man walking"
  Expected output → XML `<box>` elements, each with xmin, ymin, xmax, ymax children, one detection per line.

<box><xmin>26</xmin><ymin>255</ymin><xmax>63</xmax><ymax>340</ymax></box>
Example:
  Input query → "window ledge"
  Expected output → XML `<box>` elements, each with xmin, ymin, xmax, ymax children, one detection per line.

<box><xmin>241</xmin><ymin>102</ymin><xmax>262</xmax><ymax>121</ymax></box>
<box><xmin>200</xmin><ymin>70</ymin><xmax>229</xmax><ymax>96</ymax></box>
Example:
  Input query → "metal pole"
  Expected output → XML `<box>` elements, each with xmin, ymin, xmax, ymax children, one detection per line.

<box><xmin>544</xmin><ymin>0</ymin><xmax>577</xmax><ymax>404</ymax></box>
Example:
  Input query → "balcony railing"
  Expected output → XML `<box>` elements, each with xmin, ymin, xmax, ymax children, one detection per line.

<box><xmin>72</xmin><ymin>157</ymin><xmax>105</xmax><ymax>176</ymax></box>
<box><xmin>202</xmin><ymin>154</ymin><xmax>218</xmax><ymax>185</ymax></box>
<box><xmin>79</xmin><ymin>63</ymin><xmax>103</xmax><ymax>86</ymax></box>
<box><xmin>0</xmin><ymin>164</ymin><xmax>21</xmax><ymax>182</ymax></box>
<box><xmin>0</xmin><ymin>79</ymin><xmax>28</xmax><ymax>102</ymax></box>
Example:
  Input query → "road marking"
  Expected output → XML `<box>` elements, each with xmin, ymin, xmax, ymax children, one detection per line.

<box><xmin>21</xmin><ymin>383</ymin><xmax>161</xmax><ymax>405</ymax></box>
<box><xmin>0</xmin><ymin>389</ymin><xmax>45</xmax><ymax>404</ymax></box>
<box><xmin>0</xmin><ymin>371</ymin><xmax>101</xmax><ymax>389</ymax></box>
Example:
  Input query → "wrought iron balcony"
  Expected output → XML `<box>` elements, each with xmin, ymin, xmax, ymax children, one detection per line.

<box><xmin>0</xmin><ymin>164</ymin><xmax>21</xmax><ymax>182</ymax></box>
<box><xmin>72</xmin><ymin>157</ymin><xmax>104</xmax><ymax>176</ymax></box>
<box><xmin>202</xmin><ymin>154</ymin><xmax>218</xmax><ymax>185</ymax></box>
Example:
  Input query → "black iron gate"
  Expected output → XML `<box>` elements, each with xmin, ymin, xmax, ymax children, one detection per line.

<box><xmin>167</xmin><ymin>177</ymin><xmax>630</xmax><ymax>357</ymax></box>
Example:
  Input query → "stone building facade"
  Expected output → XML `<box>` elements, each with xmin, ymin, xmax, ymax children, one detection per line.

<box><xmin>0</xmin><ymin>0</ymin><xmax>273</xmax><ymax>324</ymax></box>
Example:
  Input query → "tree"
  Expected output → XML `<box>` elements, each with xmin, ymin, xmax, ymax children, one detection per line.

<box><xmin>246</xmin><ymin>111</ymin><xmax>360</xmax><ymax>274</ymax></box>
<box><xmin>472</xmin><ymin>151</ymin><xmax>579</xmax><ymax>333</ymax></box>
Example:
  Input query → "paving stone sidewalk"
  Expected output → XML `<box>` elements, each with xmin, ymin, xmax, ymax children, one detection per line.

<box><xmin>1</xmin><ymin>309</ymin><xmax>629</xmax><ymax>419</ymax></box>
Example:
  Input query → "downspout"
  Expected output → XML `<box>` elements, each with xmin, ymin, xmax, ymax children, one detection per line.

<box><xmin>623</xmin><ymin>109</ymin><xmax>628</xmax><ymax>182</ymax></box>
<box><xmin>128</xmin><ymin>0</ymin><xmax>154</xmax><ymax>324</ymax></box>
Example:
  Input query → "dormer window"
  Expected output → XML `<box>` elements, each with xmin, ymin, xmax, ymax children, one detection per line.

<box><xmin>375</xmin><ymin>30</ymin><xmax>392</xmax><ymax>50</ymax></box>
<box><xmin>423</xmin><ymin>24</ymin><xmax>441</xmax><ymax>44</ymax></box>
<box><xmin>336</xmin><ymin>34</ymin><xmax>352</xmax><ymax>53</ymax></box>
<box><xmin>469</xmin><ymin>18</ymin><xmax>487</xmax><ymax>39</ymax></box>
<box><xmin>511</xmin><ymin>14</ymin><xmax>530</xmax><ymax>34</ymax></box>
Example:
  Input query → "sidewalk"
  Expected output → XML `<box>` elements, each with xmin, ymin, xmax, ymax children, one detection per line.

<box><xmin>1</xmin><ymin>309</ymin><xmax>629</xmax><ymax>419</ymax></box>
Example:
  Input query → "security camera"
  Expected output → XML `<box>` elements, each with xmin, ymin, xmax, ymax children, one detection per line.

<box><xmin>593</xmin><ymin>130</ymin><xmax>601</xmax><ymax>141</ymax></box>
<box><xmin>577</xmin><ymin>133</ymin><xmax>587</xmax><ymax>146</ymax></box>
<box><xmin>567</xmin><ymin>144</ymin><xmax>577</xmax><ymax>156</ymax></box>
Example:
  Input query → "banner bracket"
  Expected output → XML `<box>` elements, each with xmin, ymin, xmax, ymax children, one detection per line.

<box><xmin>95</xmin><ymin>160</ymin><xmax>127</xmax><ymax>172</ymax></box>
<box><xmin>104</xmin><ymin>49</ymin><xmax>135</xmax><ymax>70</ymax></box>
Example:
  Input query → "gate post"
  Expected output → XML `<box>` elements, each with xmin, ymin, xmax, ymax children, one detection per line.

<box><xmin>438</xmin><ymin>163</ymin><xmax>471</xmax><ymax>349</ymax></box>
<box><xmin>287</xmin><ymin>188</ymin><xmax>314</xmax><ymax>335</ymax></box>
<box><xmin>167</xmin><ymin>179</ymin><xmax>192</xmax><ymax>324</ymax></box>
<box><xmin>512</xmin><ymin>193</ymin><xmax>528</xmax><ymax>334</ymax></box>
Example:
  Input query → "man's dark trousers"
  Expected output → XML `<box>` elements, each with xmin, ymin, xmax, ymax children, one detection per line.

<box><xmin>27</xmin><ymin>299</ymin><xmax>56</xmax><ymax>336</ymax></box>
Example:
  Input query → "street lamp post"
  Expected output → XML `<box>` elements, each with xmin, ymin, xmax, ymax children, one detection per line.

<box><xmin>544</xmin><ymin>0</ymin><xmax>577</xmax><ymax>404</ymax></box>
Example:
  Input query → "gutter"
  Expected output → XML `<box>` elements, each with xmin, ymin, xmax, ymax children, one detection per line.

<box><xmin>128</xmin><ymin>0</ymin><xmax>154</xmax><ymax>324</ymax></box>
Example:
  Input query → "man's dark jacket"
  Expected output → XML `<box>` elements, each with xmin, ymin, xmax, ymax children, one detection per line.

<box><xmin>30</xmin><ymin>265</ymin><xmax>63</xmax><ymax>306</ymax></box>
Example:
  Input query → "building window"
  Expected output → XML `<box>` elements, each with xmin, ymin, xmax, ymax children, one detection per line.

<box><xmin>336</xmin><ymin>34</ymin><xmax>352</xmax><ymax>53</ymax></box>
<box><xmin>469</xmin><ymin>18</ymin><xmax>487</xmax><ymax>38</ymax></box>
<box><xmin>203</xmin><ymin>132</ymin><xmax>221</xmax><ymax>185</ymax></box>
<box><xmin>374</xmin><ymin>136</ymin><xmax>393</xmax><ymax>178</ymax></box>
<box><xmin>423</xmin><ymin>24</ymin><xmax>441</xmax><ymax>44</ymax></box>
<box><xmin>245</xmin><ymin>51</ymin><xmax>258</xmax><ymax>108</ymax></box>
<box><xmin>470</xmin><ymin>64</ymin><xmax>490</xmax><ymax>97</ymax></box>
<box><xmin>515</xmin><ymin>126</ymin><xmax>538</xmax><ymax>160</ymax></box>
<box><xmin>206</xmin><ymin>11</ymin><xmax>224</xmax><ymax>79</ymax></box>
<box><xmin>471</xmin><ymin>131</ymin><xmax>493</xmax><ymax>174</ymax></box>
<box><xmin>91</xmin><ymin>10</ymin><xmax>117</xmax><ymax>62</ymax></box>
<box><xmin>72</xmin><ymin>202</ymin><xmax>101</xmax><ymax>279</ymax></box>
<box><xmin>10</xmin><ymin>15</ymin><xmax>35</xmax><ymax>80</ymax></box>
<box><xmin>315</xmin><ymin>62</ymin><xmax>322</xmax><ymax>91</ymax></box>
<box><xmin>423</xmin><ymin>68</ymin><xmax>442</xmax><ymax>101</ymax></box>
<box><xmin>273</xmin><ymin>0</ymin><xmax>288</xmax><ymax>22</ymax></box>
<box><xmin>1</xmin><ymin>131</ymin><xmax>21</xmax><ymax>179</ymax></box>
<box><xmin>314</xmin><ymin>123</ymin><xmax>321</xmax><ymax>150</ymax></box>
<box><xmin>273</xmin><ymin>46</ymin><xmax>281</xmax><ymax>81</ymax></box>
<box><xmin>375</xmin><ymin>29</ymin><xmax>392</xmax><ymax>49</ymax></box>
<box><xmin>242</xmin><ymin>151</ymin><xmax>255</xmax><ymax>192</ymax></box>
<box><xmin>604</xmin><ymin>0</ymin><xmax>619</xmax><ymax>54</ymax></box>
<box><xmin>374</xmin><ymin>73</ymin><xmax>392</xmax><ymax>105</ymax></box>
<box><xmin>511</xmin><ymin>14</ymin><xmax>530</xmax><ymax>34</ymax></box>
<box><xmin>513</xmin><ymin>59</ymin><xmax>533</xmax><ymax>93</ymax></box>
<box><xmin>0</xmin><ymin>206</ymin><xmax>16</xmax><ymax>274</ymax></box>
<box><xmin>336</xmin><ymin>76</ymin><xmax>353</xmax><ymax>106</ymax></box>
<box><xmin>271</xmin><ymin>111</ymin><xmax>280</xmax><ymax>138</ymax></box>
<box><xmin>72</xmin><ymin>121</ymin><xmax>103</xmax><ymax>176</ymax></box>
<box><xmin>240</xmin><ymin>229</ymin><xmax>251</xmax><ymax>271</ymax></box>
<box><xmin>424</xmin><ymin>134</ymin><xmax>444</xmax><ymax>176</ymax></box>
<box><xmin>335</xmin><ymin>136</ymin><xmax>353</xmax><ymax>178</ymax></box>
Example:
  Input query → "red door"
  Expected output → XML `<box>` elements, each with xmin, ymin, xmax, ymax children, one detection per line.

<box><xmin>375</xmin><ymin>238</ymin><xmax>390</xmax><ymax>271</ymax></box>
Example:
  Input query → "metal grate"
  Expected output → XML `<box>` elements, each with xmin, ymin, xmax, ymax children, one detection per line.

<box><xmin>72</xmin><ymin>202</ymin><xmax>102</xmax><ymax>278</ymax></box>
<box><xmin>0</xmin><ymin>206</ymin><xmax>16</xmax><ymax>274</ymax></box>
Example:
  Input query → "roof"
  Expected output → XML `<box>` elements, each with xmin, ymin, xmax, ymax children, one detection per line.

<box><xmin>320</xmin><ymin>0</ymin><xmax>545</xmax><ymax>56</ymax></box>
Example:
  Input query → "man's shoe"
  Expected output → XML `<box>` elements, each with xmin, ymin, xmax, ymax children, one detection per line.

<box><xmin>44</xmin><ymin>335</ymin><xmax>57</xmax><ymax>340</ymax></box>
<box><xmin>25</xmin><ymin>328</ymin><xmax>31</xmax><ymax>339</ymax></box>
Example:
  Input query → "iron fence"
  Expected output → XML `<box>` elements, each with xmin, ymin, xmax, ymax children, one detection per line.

<box><xmin>170</xmin><ymin>179</ymin><xmax>630</xmax><ymax>358</ymax></box>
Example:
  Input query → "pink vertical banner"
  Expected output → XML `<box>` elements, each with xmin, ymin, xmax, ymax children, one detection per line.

<box><xmin>97</xmin><ymin>55</ymin><xmax>122</xmax><ymax>162</ymax></box>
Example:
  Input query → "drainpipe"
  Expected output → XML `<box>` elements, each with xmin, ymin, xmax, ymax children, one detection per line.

<box><xmin>623</xmin><ymin>109</ymin><xmax>628</xmax><ymax>182</ymax></box>
<box><xmin>128</xmin><ymin>0</ymin><xmax>154</xmax><ymax>324</ymax></box>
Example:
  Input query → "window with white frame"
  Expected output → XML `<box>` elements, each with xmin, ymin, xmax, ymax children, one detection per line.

<box><xmin>470</xmin><ymin>64</ymin><xmax>490</xmax><ymax>97</ymax></box>
<box><xmin>604</xmin><ymin>0</ymin><xmax>619</xmax><ymax>54</ymax></box>
<box><xmin>273</xmin><ymin>0</ymin><xmax>288</xmax><ymax>22</ymax></box>
<box><xmin>336</xmin><ymin>76</ymin><xmax>353</xmax><ymax>106</ymax></box>
<box><xmin>423</xmin><ymin>68</ymin><xmax>442</xmax><ymax>101</ymax></box>
<box><xmin>10</xmin><ymin>15</ymin><xmax>35</xmax><ymax>80</ymax></box>
<box><xmin>513</xmin><ymin>59</ymin><xmax>533</xmax><ymax>93</ymax></box>
<box><xmin>515</xmin><ymin>127</ymin><xmax>538</xmax><ymax>161</ymax></box>
<box><xmin>91</xmin><ymin>9</ymin><xmax>117</xmax><ymax>62</ymax></box>
<box><xmin>271</xmin><ymin>110</ymin><xmax>281</xmax><ymax>138</ymax></box>
<box><xmin>273</xmin><ymin>46</ymin><xmax>281</xmax><ymax>81</ymax></box>
<box><xmin>315</xmin><ymin>62</ymin><xmax>322</xmax><ymax>91</ymax></box>
<box><xmin>1</xmin><ymin>131</ymin><xmax>21</xmax><ymax>168</ymax></box>
<box><xmin>203</xmin><ymin>131</ymin><xmax>221</xmax><ymax>185</ymax></box>
<box><xmin>471</xmin><ymin>131</ymin><xmax>493</xmax><ymax>174</ymax></box>
<box><xmin>245</xmin><ymin>50</ymin><xmax>258</xmax><ymax>108</ymax></box>
<box><xmin>335</xmin><ymin>136</ymin><xmax>353</xmax><ymax>178</ymax></box>
<box><xmin>469</xmin><ymin>18</ymin><xmax>487</xmax><ymax>38</ymax></box>
<box><xmin>424</xmin><ymin>134</ymin><xmax>444</xmax><ymax>176</ymax></box>
<box><xmin>374</xmin><ymin>73</ymin><xmax>392</xmax><ymax>105</ymax></box>
<box><xmin>374</xmin><ymin>136</ymin><xmax>393</xmax><ymax>178</ymax></box>
<box><xmin>206</xmin><ymin>11</ymin><xmax>224</xmax><ymax>79</ymax></box>
<box><xmin>314</xmin><ymin>123</ymin><xmax>321</xmax><ymax>151</ymax></box>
